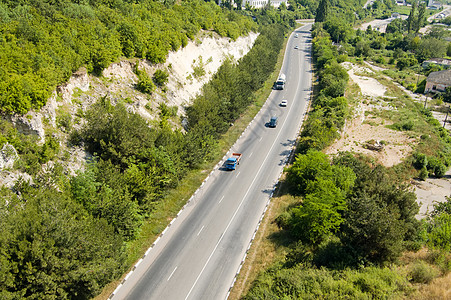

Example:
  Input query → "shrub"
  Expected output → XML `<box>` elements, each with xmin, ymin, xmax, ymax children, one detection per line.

<box><xmin>409</xmin><ymin>260</ymin><xmax>438</xmax><ymax>284</ymax></box>
<box><xmin>419</xmin><ymin>166</ymin><xmax>428</xmax><ymax>180</ymax></box>
<box><xmin>427</xmin><ymin>157</ymin><xmax>447</xmax><ymax>178</ymax></box>
<box><xmin>136</xmin><ymin>70</ymin><xmax>155</xmax><ymax>94</ymax></box>
<box><xmin>153</xmin><ymin>69</ymin><xmax>169</xmax><ymax>87</ymax></box>
<box><xmin>413</xmin><ymin>152</ymin><xmax>428</xmax><ymax>169</ymax></box>
<box><xmin>427</xmin><ymin>213</ymin><xmax>451</xmax><ymax>251</ymax></box>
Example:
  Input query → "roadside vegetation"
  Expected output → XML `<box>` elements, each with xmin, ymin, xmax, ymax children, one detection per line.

<box><xmin>239</xmin><ymin>1</ymin><xmax>451</xmax><ymax>299</ymax></box>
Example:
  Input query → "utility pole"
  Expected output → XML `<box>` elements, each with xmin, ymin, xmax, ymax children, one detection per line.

<box><xmin>444</xmin><ymin>106</ymin><xmax>449</xmax><ymax>128</ymax></box>
<box><xmin>424</xmin><ymin>95</ymin><xmax>428</xmax><ymax>109</ymax></box>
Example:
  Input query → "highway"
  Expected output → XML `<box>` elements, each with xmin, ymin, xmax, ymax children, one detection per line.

<box><xmin>111</xmin><ymin>23</ymin><xmax>313</xmax><ymax>300</ymax></box>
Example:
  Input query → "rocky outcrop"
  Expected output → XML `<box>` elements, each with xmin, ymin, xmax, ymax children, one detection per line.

<box><xmin>0</xmin><ymin>143</ymin><xmax>19</xmax><ymax>170</ymax></box>
<box><xmin>5</xmin><ymin>113</ymin><xmax>45</xmax><ymax>144</ymax></box>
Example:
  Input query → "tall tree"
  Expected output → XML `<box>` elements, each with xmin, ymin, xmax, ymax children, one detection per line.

<box><xmin>315</xmin><ymin>0</ymin><xmax>329</xmax><ymax>23</ymax></box>
<box><xmin>415</xmin><ymin>2</ymin><xmax>426</xmax><ymax>33</ymax></box>
<box><xmin>407</xmin><ymin>0</ymin><xmax>417</xmax><ymax>33</ymax></box>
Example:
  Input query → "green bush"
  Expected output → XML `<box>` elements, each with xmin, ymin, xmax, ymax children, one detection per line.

<box><xmin>153</xmin><ymin>69</ymin><xmax>169</xmax><ymax>87</ymax></box>
<box><xmin>409</xmin><ymin>260</ymin><xmax>438</xmax><ymax>284</ymax></box>
<box><xmin>419</xmin><ymin>166</ymin><xmax>428</xmax><ymax>180</ymax></box>
<box><xmin>413</xmin><ymin>152</ymin><xmax>428</xmax><ymax>169</ymax></box>
<box><xmin>427</xmin><ymin>156</ymin><xmax>447</xmax><ymax>178</ymax></box>
<box><xmin>136</xmin><ymin>70</ymin><xmax>155</xmax><ymax>94</ymax></box>
<box><xmin>427</xmin><ymin>213</ymin><xmax>451</xmax><ymax>251</ymax></box>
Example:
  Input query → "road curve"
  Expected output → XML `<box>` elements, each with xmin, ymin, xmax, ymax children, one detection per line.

<box><xmin>111</xmin><ymin>23</ymin><xmax>313</xmax><ymax>300</ymax></box>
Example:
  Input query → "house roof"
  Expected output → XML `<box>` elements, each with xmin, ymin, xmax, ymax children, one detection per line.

<box><xmin>423</xmin><ymin>58</ymin><xmax>451</xmax><ymax>66</ymax></box>
<box><xmin>427</xmin><ymin>69</ymin><xmax>451</xmax><ymax>86</ymax></box>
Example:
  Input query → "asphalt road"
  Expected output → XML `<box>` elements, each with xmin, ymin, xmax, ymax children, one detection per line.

<box><xmin>112</xmin><ymin>23</ymin><xmax>313</xmax><ymax>300</ymax></box>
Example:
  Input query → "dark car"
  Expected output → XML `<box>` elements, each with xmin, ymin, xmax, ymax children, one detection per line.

<box><xmin>269</xmin><ymin>116</ymin><xmax>278</xmax><ymax>128</ymax></box>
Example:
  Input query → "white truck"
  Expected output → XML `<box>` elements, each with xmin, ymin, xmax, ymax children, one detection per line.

<box><xmin>275</xmin><ymin>73</ymin><xmax>286</xmax><ymax>90</ymax></box>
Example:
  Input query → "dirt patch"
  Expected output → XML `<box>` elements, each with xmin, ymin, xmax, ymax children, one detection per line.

<box><xmin>326</xmin><ymin>63</ymin><xmax>415</xmax><ymax>167</ymax></box>
<box><xmin>325</xmin><ymin>111</ymin><xmax>415</xmax><ymax>167</ymax></box>
<box><xmin>412</xmin><ymin>170</ymin><xmax>451</xmax><ymax>219</ymax></box>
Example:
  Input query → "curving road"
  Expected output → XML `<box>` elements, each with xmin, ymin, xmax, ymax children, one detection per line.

<box><xmin>111</xmin><ymin>23</ymin><xmax>313</xmax><ymax>300</ymax></box>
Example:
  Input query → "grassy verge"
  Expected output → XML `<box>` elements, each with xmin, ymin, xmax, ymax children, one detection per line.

<box><xmin>95</xmin><ymin>27</ymin><xmax>296</xmax><ymax>300</ymax></box>
<box><xmin>228</xmin><ymin>191</ymin><xmax>300</xmax><ymax>300</ymax></box>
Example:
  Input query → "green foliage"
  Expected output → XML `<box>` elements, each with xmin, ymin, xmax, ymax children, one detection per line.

<box><xmin>0</xmin><ymin>187</ymin><xmax>125</xmax><ymax>299</ymax></box>
<box><xmin>244</xmin><ymin>263</ymin><xmax>411</xmax><ymax>299</ymax></box>
<box><xmin>0</xmin><ymin>0</ymin><xmax>257</xmax><ymax>114</ymax></box>
<box><xmin>153</xmin><ymin>69</ymin><xmax>169</xmax><ymax>87</ymax></box>
<box><xmin>409</xmin><ymin>260</ymin><xmax>439</xmax><ymax>284</ymax></box>
<box><xmin>419</xmin><ymin>166</ymin><xmax>429</xmax><ymax>180</ymax></box>
<box><xmin>338</xmin><ymin>157</ymin><xmax>420</xmax><ymax>265</ymax></box>
<box><xmin>444</xmin><ymin>87</ymin><xmax>451</xmax><ymax>104</ymax></box>
<box><xmin>135</xmin><ymin>67</ymin><xmax>155</xmax><ymax>94</ymax></box>
<box><xmin>284</xmin><ymin>151</ymin><xmax>355</xmax><ymax>244</ymax></box>
<box><xmin>315</xmin><ymin>0</ymin><xmax>329</xmax><ymax>23</ymax></box>
<box><xmin>426</xmin><ymin>213</ymin><xmax>451</xmax><ymax>251</ymax></box>
<box><xmin>70</xmin><ymin>165</ymin><xmax>142</xmax><ymax>240</ymax></box>
<box><xmin>319</xmin><ymin>62</ymin><xmax>349</xmax><ymax>98</ymax></box>
<box><xmin>427</xmin><ymin>156</ymin><xmax>447</xmax><ymax>178</ymax></box>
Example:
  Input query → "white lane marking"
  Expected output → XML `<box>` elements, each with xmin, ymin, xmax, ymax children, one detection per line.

<box><xmin>219</xmin><ymin>195</ymin><xmax>225</xmax><ymax>204</ymax></box>
<box><xmin>236</xmin><ymin>172</ymin><xmax>240</xmax><ymax>178</ymax></box>
<box><xmin>185</xmin><ymin>113</ymin><xmax>286</xmax><ymax>300</ymax></box>
<box><xmin>249</xmin><ymin>152</ymin><xmax>253</xmax><ymax>158</ymax></box>
<box><xmin>197</xmin><ymin>226</ymin><xmax>204</xmax><ymax>236</ymax></box>
<box><xmin>259</xmin><ymin>136</ymin><xmax>263</xmax><ymax>141</ymax></box>
<box><xmin>167</xmin><ymin>267</ymin><xmax>177</xmax><ymax>281</ymax></box>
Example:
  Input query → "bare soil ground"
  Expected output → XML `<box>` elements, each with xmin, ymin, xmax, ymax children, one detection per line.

<box><xmin>325</xmin><ymin>62</ymin><xmax>415</xmax><ymax>167</ymax></box>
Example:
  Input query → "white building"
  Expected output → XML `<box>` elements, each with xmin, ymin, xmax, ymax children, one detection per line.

<box><xmin>242</xmin><ymin>0</ymin><xmax>288</xmax><ymax>9</ymax></box>
<box><xmin>428</xmin><ymin>0</ymin><xmax>443</xmax><ymax>10</ymax></box>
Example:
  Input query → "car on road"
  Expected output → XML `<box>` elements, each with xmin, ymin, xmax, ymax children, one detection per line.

<box><xmin>280</xmin><ymin>99</ymin><xmax>287</xmax><ymax>107</ymax></box>
<box><xmin>294</xmin><ymin>45</ymin><xmax>299</xmax><ymax>49</ymax></box>
<box><xmin>269</xmin><ymin>116</ymin><xmax>278</xmax><ymax>128</ymax></box>
<box><xmin>295</xmin><ymin>34</ymin><xmax>298</xmax><ymax>38</ymax></box>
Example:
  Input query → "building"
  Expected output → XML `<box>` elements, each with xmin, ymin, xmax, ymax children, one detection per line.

<box><xmin>428</xmin><ymin>0</ymin><xmax>442</xmax><ymax>10</ymax></box>
<box><xmin>422</xmin><ymin>58</ymin><xmax>451</xmax><ymax>69</ymax></box>
<box><xmin>424</xmin><ymin>69</ymin><xmax>451</xmax><ymax>93</ymax></box>
<box><xmin>242</xmin><ymin>0</ymin><xmax>288</xmax><ymax>9</ymax></box>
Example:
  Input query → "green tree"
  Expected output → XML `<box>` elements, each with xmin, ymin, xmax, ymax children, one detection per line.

<box><xmin>443</xmin><ymin>86</ymin><xmax>451</xmax><ymax>103</ymax></box>
<box><xmin>415</xmin><ymin>2</ymin><xmax>426</xmax><ymax>33</ymax></box>
<box><xmin>286</xmin><ymin>150</ymin><xmax>333</xmax><ymax>195</ymax></box>
<box><xmin>427</xmin><ymin>213</ymin><xmax>451</xmax><ymax>251</ymax></box>
<box><xmin>288</xmin><ymin>178</ymin><xmax>346</xmax><ymax>244</ymax></box>
<box><xmin>0</xmin><ymin>188</ymin><xmax>125</xmax><ymax>299</ymax></box>
<box><xmin>407</xmin><ymin>0</ymin><xmax>417</xmax><ymax>34</ymax></box>
<box><xmin>315</xmin><ymin>0</ymin><xmax>329</xmax><ymax>23</ymax></box>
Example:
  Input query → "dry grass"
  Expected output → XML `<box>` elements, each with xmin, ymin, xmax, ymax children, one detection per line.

<box><xmin>413</xmin><ymin>272</ymin><xmax>451</xmax><ymax>300</ymax></box>
<box><xmin>228</xmin><ymin>193</ymin><xmax>299</xmax><ymax>300</ymax></box>
<box><xmin>397</xmin><ymin>249</ymin><xmax>451</xmax><ymax>300</ymax></box>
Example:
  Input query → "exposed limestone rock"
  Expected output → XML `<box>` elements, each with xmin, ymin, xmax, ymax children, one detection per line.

<box><xmin>58</xmin><ymin>67</ymin><xmax>90</xmax><ymax>104</ymax></box>
<box><xmin>5</xmin><ymin>113</ymin><xmax>45</xmax><ymax>144</ymax></box>
<box><xmin>0</xmin><ymin>171</ymin><xmax>33</xmax><ymax>189</ymax></box>
<box><xmin>0</xmin><ymin>143</ymin><xmax>19</xmax><ymax>170</ymax></box>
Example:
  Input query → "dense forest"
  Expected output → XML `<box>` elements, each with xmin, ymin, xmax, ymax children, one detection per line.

<box><xmin>243</xmin><ymin>0</ymin><xmax>451</xmax><ymax>299</ymax></box>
